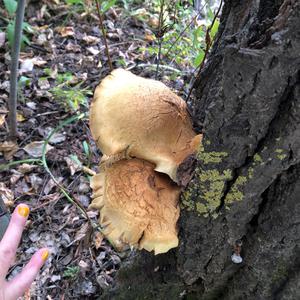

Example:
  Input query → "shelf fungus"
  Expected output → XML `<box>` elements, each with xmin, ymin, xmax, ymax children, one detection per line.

<box><xmin>89</xmin><ymin>159</ymin><xmax>180</xmax><ymax>255</ymax></box>
<box><xmin>89</xmin><ymin>69</ymin><xmax>201</xmax><ymax>254</ymax></box>
<box><xmin>90</xmin><ymin>69</ymin><xmax>201</xmax><ymax>182</ymax></box>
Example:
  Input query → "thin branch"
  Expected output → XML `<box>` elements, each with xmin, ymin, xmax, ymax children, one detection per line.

<box><xmin>155</xmin><ymin>0</ymin><xmax>165</xmax><ymax>79</ymax></box>
<box><xmin>164</xmin><ymin>0</ymin><xmax>210</xmax><ymax>58</ymax></box>
<box><xmin>94</xmin><ymin>0</ymin><xmax>113</xmax><ymax>72</ymax></box>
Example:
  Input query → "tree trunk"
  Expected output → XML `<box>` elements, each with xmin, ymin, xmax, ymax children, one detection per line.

<box><xmin>104</xmin><ymin>0</ymin><xmax>300</xmax><ymax>299</ymax></box>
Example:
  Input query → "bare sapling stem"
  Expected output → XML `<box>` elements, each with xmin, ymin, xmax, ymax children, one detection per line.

<box><xmin>8</xmin><ymin>0</ymin><xmax>26</xmax><ymax>140</ymax></box>
<box><xmin>95</xmin><ymin>0</ymin><xmax>113</xmax><ymax>72</ymax></box>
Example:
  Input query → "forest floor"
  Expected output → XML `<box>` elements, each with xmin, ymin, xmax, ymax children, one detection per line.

<box><xmin>0</xmin><ymin>1</ymin><xmax>210</xmax><ymax>298</ymax></box>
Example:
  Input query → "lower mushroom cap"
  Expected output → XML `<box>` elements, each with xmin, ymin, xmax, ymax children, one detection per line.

<box><xmin>89</xmin><ymin>158</ymin><xmax>180</xmax><ymax>255</ymax></box>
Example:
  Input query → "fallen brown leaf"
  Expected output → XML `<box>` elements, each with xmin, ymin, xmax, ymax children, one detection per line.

<box><xmin>0</xmin><ymin>140</ymin><xmax>19</xmax><ymax>160</ymax></box>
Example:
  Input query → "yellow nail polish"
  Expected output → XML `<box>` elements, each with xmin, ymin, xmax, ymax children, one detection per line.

<box><xmin>41</xmin><ymin>249</ymin><xmax>49</xmax><ymax>261</ymax></box>
<box><xmin>17</xmin><ymin>205</ymin><xmax>30</xmax><ymax>218</ymax></box>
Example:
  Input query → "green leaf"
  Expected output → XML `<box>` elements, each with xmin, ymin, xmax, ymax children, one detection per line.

<box><xmin>65</xmin><ymin>0</ymin><xmax>84</xmax><ymax>5</ymax></box>
<box><xmin>193</xmin><ymin>49</ymin><xmax>205</xmax><ymax>67</ymax></box>
<box><xmin>3</xmin><ymin>0</ymin><xmax>17</xmax><ymax>16</ymax></box>
<box><xmin>18</xmin><ymin>76</ymin><xmax>31</xmax><ymax>87</ymax></box>
<box><xmin>101</xmin><ymin>0</ymin><xmax>116</xmax><ymax>13</ymax></box>
<box><xmin>210</xmin><ymin>19</ymin><xmax>220</xmax><ymax>39</ymax></box>
<box><xmin>23</xmin><ymin>22</ymin><xmax>34</xmax><ymax>34</ymax></box>
<box><xmin>82</xmin><ymin>141</ymin><xmax>89</xmax><ymax>157</ymax></box>
<box><xmin>6</xmin><ymin>21</ymin><xmax>31</xmax><ymax>48</ymax></box>
<box><xmin>207</xmin><ymin>7</ymin><xmax>214</xmax><ymax>21</ymax></box>
<box><xmin>6</xmin><ymin>21</ymin><xmax>14</xmax><ymax>46</ymax></box>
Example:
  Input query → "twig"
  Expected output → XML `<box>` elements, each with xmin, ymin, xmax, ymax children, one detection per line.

<box><xmin>94</xmin><ymin>0</ymin><xmax>113</xmax><ymax>72</ymax></box>
<box><xmin>8</xmin><ymin>0</ymin><xmax>26</xmax><ymax>140</ymax></box>
<box><xmin>186</xmin><ymin>0</ymin><xmax>223</xmax><ymax>101</ymax></box>
<box><xmin>0</xmin><ymin>158</ymin><xmax>42</xmax><ymax>171</ymax></box>
<box><xmin>155</xmin><ymin>0</ymin><xmax>165</xmax><ymax>79</ymax></box>
<box><xmin>126</xmin><ymin>63</ymin><xmax>184</xmax><ymax>73</ymax></box>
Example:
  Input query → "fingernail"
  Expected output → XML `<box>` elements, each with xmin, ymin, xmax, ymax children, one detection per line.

<box><xmin>17</xmin><ymin>205</ymin><xmax>30</xmax><ymax>218</ymax></box>
<box><xmin>41</xmin><ymin>249</ymin><xmax>49</xmax><ymax>261</ymax></box>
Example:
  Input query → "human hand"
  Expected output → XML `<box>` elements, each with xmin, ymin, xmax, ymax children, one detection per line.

<box><xmin>0</xmin><ymin>204</ymin><xmax>49</xmax><ymax>300</ymax></box>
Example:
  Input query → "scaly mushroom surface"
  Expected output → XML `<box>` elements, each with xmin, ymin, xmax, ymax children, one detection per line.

<box><xmin>89</xmin><ymin>158</ymin><xmax>180</xmax><ymax>255</ymax></box>
<box><xmin>90</xmin><ymin>69</ymin><xmax>201</xmax><ymax>182</ymax></box>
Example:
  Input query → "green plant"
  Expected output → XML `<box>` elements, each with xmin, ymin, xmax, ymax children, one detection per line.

<box><xmin>3</xmin><ymin>0</ymin><xmax>34</xmax><ymax>48</ymax></box>
<box><xmin>51</xmin><ymin>84</ymin><xmax>91</xmax><ymax>112</ymax></box>
<box><xmin>63</xmin><ymin>266</ymin><xmax>80</xmax><ymax>280</ymax></box>
<box><xmin>44</xmin><ymin>71</ymin><xmax>92</xmax><ymax>112</ymax></box>
<box><xmin>138</xmin><ymin>0</ymin><xmax>220</xmax><ymax>69</ymax></box>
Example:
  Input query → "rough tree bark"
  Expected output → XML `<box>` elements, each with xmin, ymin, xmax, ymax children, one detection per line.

<box><xmin>104</xmin><ymin>0</ymin><xmax>300</xmax><ymax>299</ymax></box>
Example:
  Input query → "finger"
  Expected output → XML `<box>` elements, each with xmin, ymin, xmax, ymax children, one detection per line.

<box><xmin>0</xmin><ymin>204</ymin><xmax>30</xmax><ymax>278</ymax></box>
<box><xmin>5</xmin><ymin>248</ymin><xmax>49</xmax><ymax>300</ymax></box>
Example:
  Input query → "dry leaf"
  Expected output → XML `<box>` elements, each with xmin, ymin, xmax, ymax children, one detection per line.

<box><xmin>69</xmin><ymin>222</ymin><xmax>90</xmax><ymax>246</ymax></box>
<box><xmin>0</xmin><ymin>114</ymin><xmax>6</xmax><ymax>126</ymax></box>
<box><xmin>82</xmin><ymin>34</ymin><xmax>100</xmax><ymax>44</ymax></box>
<box><xmin>144</xmin><ymin>33</ymin><xmax>156</xmax><ymax>42</ymax></box>
<box><xmin>56</xmin><ymin>26</ymin><xmax>75</xmax><ymax>37</ymax></box>
<box><xmin>65</xmin><ymin>42</ymin><xmax>81</xmax><ymax>53</ymax></box>
<box><xmin>44</xmin><ymin>177</ymin><xmax>63</xmax><ymax>195</ymax></box>
<box><xmin>17</xmin><ymin>113</ymin><xmax>26</xmax><ymax>122</ymax></box>
<box><xmin>20</xmin><ymin>59</ymin><xmax>34</xmax><ymax>73</ymax></box>
<box><xmin>93</xmin><ymin>231</ymin><xmax>104</xmax><ymax>249</ymax></box>
<box><xmin>31</xmin><ymin>57</ymin><xmax>47</xmax><ymax>66</ymax></box>
<box><xmin>23</xmin><ymin>141</ymin><xmax>53</xmax><ymax>158</ymax></box>
<box><xmin>0</xmin><ymin>141</ymin><xmax>19</xmax><ymax>160</ymax></box>
<box><xmin>65</xmin><ymin>156</ymin><xmax>81</xmax><ymax>175</ymax></box>
<box><xmin>10</xmin><ymin>170</ymin><xmax>23</xmax><ymax>184</ymax></box>
<box><xmin>0</xmin><ymin>32</ymin><xmax>5</xmax><ymax>47</ymax></box>
<box><xmin>0</xmin><ymin>182</ymin><xmax>14</xmax><ymax>205</ymax></box>
<box><xmin>148</xmin><ymin>16</ymin><xmax>159</xmax><ymax>28</ymax></box>
<box><xmin>18</xmin><ymin>163</ymin><xmax>36</xmax><ymax>174</ymax></box>
<box><xmin>87</xmin><ymin>47</ymin><xmax>100</xmax><ymax>56</ymax></box>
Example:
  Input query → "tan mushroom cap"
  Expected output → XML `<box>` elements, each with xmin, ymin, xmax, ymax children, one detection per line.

<box><xmin>90</xmin><ymin>69</ymin><xmax>202</xmax><ymax>182</ymax></box>
<box><xmin>89</xmin><ymin>158</ymin><xmax>180</xmax><ymax>255</ymax></box>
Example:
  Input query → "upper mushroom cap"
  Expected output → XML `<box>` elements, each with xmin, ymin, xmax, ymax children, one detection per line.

<box><xmin>90</xmin><ymin>69</ymin><xmax>201</xmax><ymax>182</ymax></box>
<box><xmin>89</xmin><ymin>158</ymin><xmax>180</xmax><ymax>255</ymax></box>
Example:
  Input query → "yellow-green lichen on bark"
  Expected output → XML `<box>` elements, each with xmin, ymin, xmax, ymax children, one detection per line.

<box><xmin>248</xmin><ymin>167</ymin><xmax>254</xmax><ymax>179</ymax></box>
<box><xmin>181</xmin><ymin>188</ymin><xmax>195</xmax><ymax>211</ymax></box>
<box><xmin>181</xmin><ymin>168</ymin><xmax>233</xmax><ymax>217</ymax></box>
<box><xmin>225</xmin><ymin>175</ymin><xmax>247</xmax><ymax>205</ymax></box>
<box><xmin>253</xmin><ymin>153</ymin><xmax>263</xmax><ymax>163</ymax></box>
<box><xmin>275</xmin><ymin>149</ymin><xmax>287</xmax><ymax>160</ymax></box>
<box><xmin>197</xmin><ymin>141</ymin><xmax>228</xmax><ymax>165</ymax></box>
<box><xmin>196</xmin><ymin>168</ymin><xmax>233</xmax><ymax>215</ymax></box>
